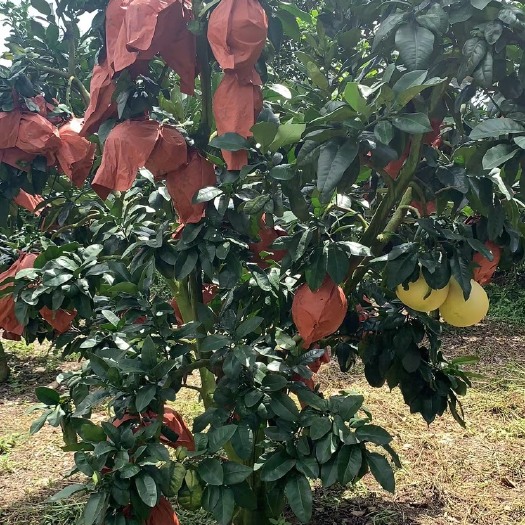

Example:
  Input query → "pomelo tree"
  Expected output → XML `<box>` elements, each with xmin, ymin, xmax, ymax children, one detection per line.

<box><xmin>1</xmin><ymin>0</ymin><xmax>525</xmax><ymax>523</ymax></box>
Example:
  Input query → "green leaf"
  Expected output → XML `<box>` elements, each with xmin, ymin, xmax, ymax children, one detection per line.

<box><xmin>135</xmin><ymin>385</ymin><xmax>156</xmax><ymax>412</ymax></box>
<box><xmin>141</xmin><ymin>336</ymin><xmax>157</xmax><ymax>369</ymax></box>
<box><xmin>269</xmin><ymin>164</ymin><xmax>295</xmax><ymax>181</ymax></box>
<box><xmin>231</xmin><ymin>424</ymin><xmax>254</xmax><ymax>460</ymax></box>
<box><xmin>450</xmin><ymin>253</ymin><xmax>472</xmax><ymax>300</ymax></box>
<box><xmin>211</xmin><ymin>487</ymin><xmax>235</xmax><ymax>525</ymax></box>
<box><xmin>482</xmin><ymin>144</ymin><xmax>518</xmax><ymax>170</ymax></box>
<box><xmin>135</xmin><ymin>473</ymin><xmax>158</xmax><ymax>507</ymax></box>
<box><xmin>231</xmin><ymin>481</ymin><xmax>257</xmax><ymax>510</ymax></box>
<box><xmin>222</xmin><ymin>462</ymin><xmax>252</xmax><ymax>485</ymax></box>
<box><xmin>317</xmin><ymin>140</ymin><xmax>358</xmax><ymax>202</ymax></box>
<box><xmin>235</xmin><ymin>316</ymin><xmax>263</xmax><ymax>339</ymax></box>
<box><xmin>79</xmin><ymin>423</ymin><xmax>106</xmax><ymax>443</ymax></box>
<box><xmin>374</xmin><ymin>121</ymin><xmax>394</xmax><ymax>144</ymax></box>
<box><xmin>198</xmin><ymin>458</ymin><xmax>224</xmax><ymax>485</ymax></box>
<box><xmin>320</xmin><ymin>456</ymin><xmax>338</xmax><ymax>487</ymax></box>
<box><xmin>31</xmin><ymin>0</ymin><xmax>51</xmax><ymax>15</ymax></box>
<box><xmin>251</xmin><ymin>122</ymin><xmax>279</xmax><ymax>152</ymax></box>
<box><xmin>326</xmin><ymin>244</ymin><xmax>350</xmax><ymax>284</ymax></box>
<box><xmin>471</xmin><ymin>0</ymin><xmax>492</xmax><ymax>9</ymax></box>
<box><xmin>295</xmin><ymin>457</ymin><xmax>319</xmax><ymax>479</ymax></box>
<box><xmin>472</xmin><ymin>50</ymin><xmax>493</xmax><ymax>88</ymax></box>
<box><xmin>82</xmin><ymin>491</ymin><xmax>108</xmax><ymax>525</ymax></box>
<box><xmin>193</xmin><ymin>186</ymin><xmax>223</xmax><ymax>203</ymax></box>
<box><xmin>337</xmin><ymin>445</ymin><xmax>362</xmax><ymax>485</ymax></box>
<box><xmin>367</xmin><ymin>452</ymin><xmax>395</xmax><ymax>493</ymax></box>
<box><xmin>470</xmin><ymin>118</ymin><xmax>525</xmax><ymax>139</ymax></box>
<box><xmin>48</xmin><ymin>484</ymin><xmax>87</xmax><ymax>502</ymax></box>
<box><xmin>514</xmin><ymin>136</ymin><xmax>525</xmax><ymax>149</ymax></box>
<box><xmin>458</xmin><ymin>38</ymin><xmax>487</xmax><ymax>81</ymax></box>
<box><xmin>262</xmin><ymin>374</ymin><xmax>288</xmax><ymax>391</ymax></box>
<box><xmin>343</xmin><ymin>83</ymin><xmax>371</xmax><ymax>116</ymax></box>
<box><xmin>416</xmin><ymin>4</ymin><xmax>449</xmax><ymax>34</ymax></box>
<box><xmin>309</xmin><ymin>416</ymin><xmax>333</xmax><ymax>440</ymax></box>
<box><xmin>260</xmin><ymin>450</ymin><xmax>296</xmax><ymax>481</ymax></box>
<box><xmin>270</xmin><ymin>392</ymin><xmax>300</xmax><ymax>421</ymax></box>
<box><xmin>210</xmin><ymin>133</ymin><xmax>250</xmax><ymax>151</ymax></box>
<box><xmin>355</xmin><ymin>424</ymin><xmax>392</xmax><ymax>445</ymax></box>
<box><xmin>35</xmin><ymin>386</ymin><xmax>60</xmax><ymax>406</ymax></box>
<box><xmin>305</xmin><ymin>249</ymin><xmax>327</xmax><ymax>291</ymax></box>
<box><xmin>269</xmin><ymin>123</ymin><xmax>306</xmax><ymax>152</ymax></box>
<box><xmin>484</xmin><ymin>20</ymin><xmax>503</xmax><ymax>44</ymax></box>
<box><xmin>43</xmin><ymin>271</ymin><xmax>73</xmax><ymax>287</ymax></box>
<box><xmin>372</xmin><ymin>13</ymin><xmax>406</xmax><ymax>51</ymax></box>
<box><xmin>30</xmin><ymin>411</ymin><xmax>50</xmax><ymax>435</ymax></box>
<box><xmin>208</xmin><ymin>424</ymin><xmax>237</xmax><ymax>453</ymax></box>
<box><xmin>392</xmin><ymin>113</ymin><xmax>432</xmax><ymax>134</ymax></box>
<box><xmin>395</xmin><ymin>23</ymin><xmax>435</xmax><ymax>70</ymax></box>
<box><xmin>285</xmin><ymin>474</ymin><xmax>312</xmax><ymax>524</ymax></box>
<box><xmin>101</xmin><ymin>309</ymin><xmax>120</xmax><ymax>327</ymax></box>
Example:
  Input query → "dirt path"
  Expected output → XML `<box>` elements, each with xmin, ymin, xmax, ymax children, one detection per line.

<box><xmin>0</xmin><ymin>321</ymin><xmax>524</xmax><ymax>525</ymax></box>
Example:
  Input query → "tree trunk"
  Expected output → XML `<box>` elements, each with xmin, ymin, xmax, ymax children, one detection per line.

<box><xmin>0</xmin><ymin>342</ymin><xmax>10</xmax><ymax>383</ymax></box>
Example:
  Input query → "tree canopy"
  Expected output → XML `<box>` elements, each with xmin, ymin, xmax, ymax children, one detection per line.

<box><xmin>1</xmin><ymin>0</ymin><xmax>525</xmax><ymax>523</ymax></box>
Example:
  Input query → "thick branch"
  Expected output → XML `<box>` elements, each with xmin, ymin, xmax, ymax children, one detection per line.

<box><xmin>345</xmin><ymin>134</ymin><xmax>424</xmax><ymax>292</ymax></box>
<box><xmin>31</xmin><ymin>62</ymin><xmax>90</xmax><ymax>107</ymax></box>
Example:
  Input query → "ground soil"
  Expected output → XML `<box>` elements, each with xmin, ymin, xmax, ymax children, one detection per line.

<box><xmin>0</xmin><ymin>321</ymin><xmax>524</xmax><ymax>525</ymax></box>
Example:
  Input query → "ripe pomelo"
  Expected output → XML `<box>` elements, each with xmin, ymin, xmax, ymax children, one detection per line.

<box><xmin>439</xmin><ymin>278</ymin><xmax>489</xmax><ymax>327</ymax></box>
<box><xmin>396</xmin><ymin>273</ymin><xmax>449</xmax><ymax>312</ymax></box>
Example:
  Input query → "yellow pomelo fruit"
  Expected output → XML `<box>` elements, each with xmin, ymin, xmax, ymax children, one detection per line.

<box><xmin>439</xmin><ymin>278</ymin><xmax>489</xmax><ymax>327</ymax></box>
<box><xmin>396</xmin><ymin>273</ymin><xmax>449</xmax><ymax>312</ymax></box>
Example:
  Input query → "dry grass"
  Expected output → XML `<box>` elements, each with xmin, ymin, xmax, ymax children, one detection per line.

<box><xmin>0</xmin><ymin>320</ymin><xmax>524</xmax><ymax>525</ymax></box>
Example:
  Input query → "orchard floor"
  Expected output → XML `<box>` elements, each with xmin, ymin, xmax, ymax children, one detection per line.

<box><xmin>0</xmin><ymin>321</ymin><xmax>524</xmax><ymax>525</ymax></box>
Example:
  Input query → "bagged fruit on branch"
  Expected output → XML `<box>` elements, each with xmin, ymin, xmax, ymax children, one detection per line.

<box><xmin>166</xmin><ymin>149</ymin><xmax>216</xmax><ymax>225</ymax></box>
<box><xmin>208</xmin><ymin>0</ymin><xmax>268</xmax><ymax>74</ymax></box>
<box><xmin>13</xmin><ymin>190</ymin><xmax>44</xmax><ymax>216</ymax></box>
<box><xmin>56</xmin><ymin>118</ymin><xmax>96</xmax><ymax>187</ymax></box>
<box><xmin>0</xmin><ymin>111</ymin><xmax>21</xmax><ymax>148</ymax></box>
<box><xmin>292</xmin><ymin>276</ymin><xmax>348</xmax><ymax>348</ymax></box>
<box><xmin>472</xmin><ymin>241</ymin><xmax>501</xmax><ymax>286</ymax></box>
<box><xmin>80</xmin><ymin>60</ymin><xmax>118</xmax><ymax>137</ymax></box>
<box><xmin>113</xmin><ymin>406</ymin><xmax>194</xmax><ymax>450</ymax></box>
<box><xmin>213</xmin><ymin>73</ymin><xmax>263</xmax><ymax>170</ymax></box>
<box><xmin>146</xmin><ymin>497</ymin><xmax>180</xmax><ymax>525</ymax></box>
<box><xmin>92</xmin><ymin>119</ymin><xmax>160</xmax><ymax>199</ymax></box>
<box><xmin>145</xmin><ymin>125</ymin><xmax>187</xmax><ymax>180</ymax></box>
<box><xmin>248</xmin><ymin>213</ymin><xmax>287</xmax><ymax>268</ymax></box>
<box><xmin>208</xmin><ymin>0</ymin><xmax>267</xmax><ymax>170</ymax></box>
<box><xmin>40</xmin><ymin>307</ymin><xmax>76</xmax><ymax>334</ymax></box>
<box><xmin>0</xmin><ymin>253</ymin><xmax>38</xmax><ymax>338</ymax></box>
<box><xmin>0</xmin><ymin>148</ymin><xmax>36</xmax><ymax>171</ymax></box>
<box><xmin>17</xmin><ymin>112</ymin><xmax>61</xmax><ymax>159</ymax></box>
<box><xmin>106</xmin><ymin>0</ymin><xmax>196</xmax><ymax>94</ymax></box>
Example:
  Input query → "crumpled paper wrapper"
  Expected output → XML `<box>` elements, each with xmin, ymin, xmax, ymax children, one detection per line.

<box><xmin>80</xmin><ymin>60</ymin><xmax>117</xmax><ymax>137</ymax></box>
<box><xmin>0</xmin><ymin>253</ymin><xmax>75</xmax><ymax>337</ymax></box>
<box><xmin>292</xmin><ymin>276</ymin><xmax>348</xmax><ymax>348</ymax></box>
<box><xmin>145</xmin><ymin>125</ymin><xmax>188</xmax><ymax>180</ymax></box>
<box><xmin>13</xmin><ymin>190</ymin><xmax>44</xmax><ymax>215</ymax></box>
<box><xmin>166</xmin><ymin>149</ymin><xmax>216</xmax><ymax>225</ymax></box>
<box><xmin>113</xmin><ymin>406</ymin><xmax>194</xmax><ymax>450</ymax></box>
<box><xmin>92</xmin><ymin>119</ymin><xmax>188</xmax><ymax>199</ymax></box>
<box><xmin>106</xmin><ymin>0</ymin><xmax>196</xmax><ymax>94</ymax></box>
<box><xmin>208</xmin><ymin>0</ymin><xmax>267</xmax><ymax>170</ymax></box>
<box><xmin>473</xmin><ymin>241</ymin><xmax>501</xmax><ymax>286</ymax></box>
<box><xmin>56</xmin><ymin>118</ymin><xmax>96</xmax><ymax>187</ymax></box>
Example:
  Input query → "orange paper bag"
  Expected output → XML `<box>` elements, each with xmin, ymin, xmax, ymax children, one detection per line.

<box><xmin>292</xmin><ymin>276</ymin><xmax>347</xmax><ymax>348</ymax></box>
<box><xmin>166</xmin><ymin>149</ymin><xmax>216</xmax><ymax>225</ymax></box>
